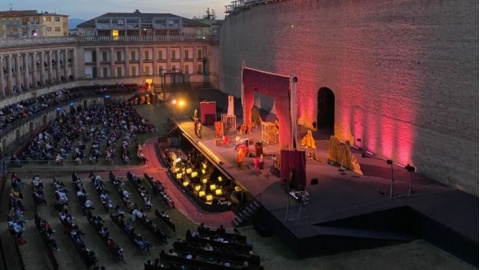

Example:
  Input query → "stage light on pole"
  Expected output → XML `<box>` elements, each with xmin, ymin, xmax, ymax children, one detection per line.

<box><xmin>405</xmin><ymin>164</ymin><xmax>416</xmax><ymax>196</ymax></box>
<box><xmin>387</xmin><ymin>159</ymin><xmax>394</xmax><ymax>199</ymax></box>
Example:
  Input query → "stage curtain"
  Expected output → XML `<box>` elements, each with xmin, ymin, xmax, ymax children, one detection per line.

<box><xmin>280</xmin><ymin>150</ymin><xmax>306</xmax><ymax>190</ymax></box>
<box><xmin>242</xmin><ymin>68</ymin><xmax>292</xmax><ymax>148</ymax></box>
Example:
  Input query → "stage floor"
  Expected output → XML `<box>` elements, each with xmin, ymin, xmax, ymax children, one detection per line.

<box><xmin>173</xmin><ymin>117</ymin><xmax>478</xmax><ymax>248</ymax></box>
<box><xmin>164</xmin><ymin>115</ymin><xmax>479</xmax><ymax>260</ymax></box>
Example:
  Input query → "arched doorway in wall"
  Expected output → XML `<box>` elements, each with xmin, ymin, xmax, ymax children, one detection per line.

<box><xmin>316</xmin><ymin>87</ymin><xmax>335</xmax><ymax>135</ymax></box>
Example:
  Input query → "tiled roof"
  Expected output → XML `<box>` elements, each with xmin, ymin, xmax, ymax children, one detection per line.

<box><xmin>0</xmin><ymin>10</ymin><xmax>38</xmax><ymax>17</ymax></box>
<box><xmin>77</xmin><ymin>12</ymin><xmax>210</xmax><ymax>28</ymax></box>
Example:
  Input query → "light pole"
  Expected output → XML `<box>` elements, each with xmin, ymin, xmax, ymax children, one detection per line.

<box><xmin>387</xmin><ymin>159</ymin><xmax>394</xmax><ymax>199</ymax></box>
<box><xmin>290</xmin><ymin>74</ymin><xmax>298</xmax><ymax>149</ymax></box>
<box><xmin>406</xmin><ymin>164</ymin><xmax>416</xmax><ymax>196</ymax></box>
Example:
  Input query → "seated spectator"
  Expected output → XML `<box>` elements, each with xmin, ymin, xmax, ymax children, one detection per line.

<box><xmin>55</xmin><ymin>154</ymin><xmax>64</xmax><ymax>165</ymax></box>
<box><xmin>33</xmin><ymin>190</ymin><xmax>47</xmax><ymax>205</ymax></box>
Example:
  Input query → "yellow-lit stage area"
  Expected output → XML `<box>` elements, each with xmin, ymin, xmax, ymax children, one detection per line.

<box><xmin>156</xmin><ymin>115</ymin><xmax>477</xmax><ymax>264</ymax></box>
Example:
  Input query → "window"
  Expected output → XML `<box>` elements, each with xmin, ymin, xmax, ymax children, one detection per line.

<box><xmin>102</xmin><ymin>51</ymin><xmax>107</xmax><ymax>61</ymax></box>
<box><xmin>197</xmin><ymin>49</ymin><xmax>202</xmax><ymax>59</ymax></box>
<box><xmin>184</xmin><ymin>65</ymin><xmax>189</xmax><ymax>74</ymax></box>
<box><xmin>116</xmin><ymin>51</ymin><xmax>122</xmax><ymax>61</ymax></box>
<box><xmin>131</xmin><ymin>66</ymin><xmax>136</xmax><ymax>76</ymax></box>
<box><xmin>130</xmin><ymin>51</ymin><xmax>136</xmax><ymax>61</ymax></box>
<box><xmin>158</xmin><ymin>50</ymin><xmax>163</xmax><ymax>60</ymax></box>
<box><xmin>158</xmin><ymin>67</ymin><xmax>163</xmax><ymax>75</ymax></box>
<box><xmin>184</xmin><ymin>50</ymin><xmax>189</xmax><ymax>59</ymax></box>
<box><xmin>117</xmin><ymin>66</ymin><xmax>122</xmax><ymax>77</ymax></box>
<box><xmin>144</xmin><ymin>51</ymin><xmax>149</xmax><ymax>60</ymax></box>
<box><xmin>46</xmin><ymin>27</ymin><xmax>52</xmax><ymax>32</ymax></box>
<box><xmin>145</xmin><ymin>66</ymin><xmax>150</xmax><ymax>75</ymax></box>
<box><xmin>197</xmin><ymin>64</ymin><xmax>202</xmax><ymax>74</ymax></box>
<box><xmin>45</xmin><ymin>17</ymin><xmax>51</xmax><ymax>22</ymax></box>
<box><xmin>171</xmin><ymin>50</ymin><xmax>176</xmax><ymax>60</ymax></box>
<box><xmin>103</xmin><ymin>67</ymin><xmax>108</xmax><ymax>77</ymax></box>
<box><xmin>55</xmin><ymin>27</ymin><xmax>61</xmax><ymax>32</ymax></box>
<box><xmin>55</xmin><ymin>17</ymin><xmax>60</xmax><ymax>22</ymax></box>
<box><xmin>171</xmin><ymin>65</ymin><xmax>176</xmax><ymax>72</ymax></box>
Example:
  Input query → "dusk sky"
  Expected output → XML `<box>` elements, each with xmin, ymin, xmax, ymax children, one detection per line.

<box><xmin>0</xmin><ymin>0</ymin><xmax>228</xmax><ymax>20</ymax></box>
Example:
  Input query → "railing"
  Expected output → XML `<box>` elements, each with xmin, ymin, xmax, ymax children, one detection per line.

<box><xmin>0</xmin><ymin>34</ymin><xmax>212</xmax><ymax>48</ymax></box>
<box><xmin>0</xmin><ymin>36</ymin><xmax>77</xmax><ymax>48</ymax></box>
<box><xmin>77</xmin><ymin>35</ymin><xmax>211</xmax><ymax>43</ymax></box>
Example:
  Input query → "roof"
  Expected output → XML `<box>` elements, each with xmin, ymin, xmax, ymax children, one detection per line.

<box><xmin>0</xmin><ymin>10</ymin><xmax>38</xmax><ymax>17</ymax></box>
<box><xmin>77</xmin><ymin>12</ymin><xmax>210</xmax><ymax>28</ymax></box>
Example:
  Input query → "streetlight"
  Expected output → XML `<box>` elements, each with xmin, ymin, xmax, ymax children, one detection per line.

<box><xmin>178</xmin><ymin>99</ymin><xmax>185</xmax><ymax>118</ymax></box>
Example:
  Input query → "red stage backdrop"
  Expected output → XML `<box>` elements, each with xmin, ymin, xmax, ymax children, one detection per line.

<box><xmin>280</xmin><ymin>149</ymin><xmax>306</xmax><ymax>190</ymax></box>
<box><xmin>200</xmin><ymin>101</ymin><xmax>216</xmax><ymax>125</ymax></box>
<box><xmin>242</xmin><ymin>67</ymin><xmax>292</xmax><ymax>148</ymax></box>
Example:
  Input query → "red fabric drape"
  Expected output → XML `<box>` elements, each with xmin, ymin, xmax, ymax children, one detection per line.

<box><xmin>242</xmin><ymin>67</ymin><xmax>292</xmax><ymax>148</ymax></box>
<box><xmin>280</xmin><ymin>150</ymin><xmax>307</xmax><ymax>190</ymax></box>
<box><xmin>200</xmin><ymin>102</ymin><xmax>216</xmax><ymax>125</ymax></box>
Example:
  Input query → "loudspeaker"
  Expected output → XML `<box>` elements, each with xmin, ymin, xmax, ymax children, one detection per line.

<box><xmin>311</xmin><ymin>178</ymin><xmax>318</xmax><ymax>185</ymax></box>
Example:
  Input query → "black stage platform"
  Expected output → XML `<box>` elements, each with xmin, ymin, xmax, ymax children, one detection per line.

<box><xmin>163</xmin><ymin>116</ymin><xmax>478</xmax><ymax>266</ymax></box>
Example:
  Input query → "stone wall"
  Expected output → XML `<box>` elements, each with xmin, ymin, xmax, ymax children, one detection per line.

<box><xmin>219</xmin><ymin>0</ymin><xmax>479</xmax><ymax>194</ymax></box>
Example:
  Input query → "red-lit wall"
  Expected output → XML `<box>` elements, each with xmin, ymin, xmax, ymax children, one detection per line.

<box><xmin>218</xmin><ymin>0</ymin><xmax>478</xmax><ymax>195</ymax></box>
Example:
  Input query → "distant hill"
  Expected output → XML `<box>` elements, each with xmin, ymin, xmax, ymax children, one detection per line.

<box><xmin>69</xmin><ymin>18</ymin><xmax>86</xmax><ymax>29</ymax></box>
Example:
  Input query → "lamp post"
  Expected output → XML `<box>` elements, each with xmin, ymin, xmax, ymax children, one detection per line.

<box><xmin>406</xmin><ymin>164</ymin><xmax>416</xmax><ymax>196</ymax></box>
<box><xmin>387</xmin><ymin>159</ymin><xmax>394</xmax><ymax>199</ymax></box>
<box><xmin>290</xmin><ymin>74</ymin><xmax>298</xmax><ymax>149</ymax></box>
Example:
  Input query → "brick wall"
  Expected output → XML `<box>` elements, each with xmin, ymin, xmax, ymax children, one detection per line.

<box><xmin>219</xmin><ymin>0</ymin><xmax>479</xmax><ymax>194</ymax></box>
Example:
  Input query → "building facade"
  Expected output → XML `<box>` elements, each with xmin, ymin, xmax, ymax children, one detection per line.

<box><xmin>0</xmin><ymin>10</ymin><xmax>69</xmax><ymax>38</ymax></box>
<box><xmin>0</xmin><ymin>10</ymin><xmax>219</xmax><ymax>157</ymax></box>
<box><xmin>219</xmin><ymin>0</ymin><xmax>479</xmax><ymax>195</ymax></box>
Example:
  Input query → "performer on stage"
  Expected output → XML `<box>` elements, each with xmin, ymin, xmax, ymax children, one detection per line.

<box><xmin>198</xmin><ymin>122</ymin><xmax>202</xmax><ymax>139</ymax></box>
<box><xmin>194</xmin><ymin>120</ymin><xmax>199</xmax><ymax>137</ymax></box>
<box><xmin>237</xmin><ymin>147</ymin><xmax>246</xmax><ymax>167</ymax></box>
<box><xmin>301</xmin><ymin>130</ymin><xmax>316</xmax><ymax>149</ymax></box>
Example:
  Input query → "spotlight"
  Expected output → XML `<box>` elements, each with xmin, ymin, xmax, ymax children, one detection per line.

<box><xmin>206</xmin><ymin>194</ymin><xmax>213</xmax><ymax>201</ymax></box>
<box><xmin>405</xmin><ymin>164</ymin><xmax>416</xmax><ymax>172</ymax></box>
<box><xmin>186</xmin><ymin>168</ymin><xmax>192</xmax><ymax>174</ymax></box>
<box><xmin>201</xmin><ymin>169</ymin><xmax>206</xmax><ymax>174</ymax></box>
<box><xmin>176</xmin><ymin>173</ymin><xmax>183</xmax><ymax>180</ymax></box>
<box><xmin>209</xmin><ymin>184</ymin><xmax>216</xmax><ymax>190</ymax></box>
<box><xmin>195</xmin><ymin>185</ymin><xmax>201</xmax><ymax>191</ymax></box>
<box><xmin>176</xmin><ymin>158</ymin><xmax>181</xmax><ymax>162</ymax></box>
<box><xmin>201</xmin><ymin>178</ymin><xmax>208</xmax><ymax>184</ymax></box>
<box><xmin>217</xmin><ymin>176</ymin><xmax>222</xmax><ymax>182</ymax></box>
<box><xmin>182</xmin><ymin>181</ymin><xmax>189</xmax><ymax>187</ymax></box>
<box><xmin>202</xmin><ymin>163</ymin><xmax>207</xmax><ymax>169</ymax></box>
<box><xmin>199</xmin><ymin>191</ymin><xmax>205</xmax><ymax>197</ymax></box>
<box><xmin>215</xmin><ymin>189</ymin><xmax>222</xmax><ymax>196</ymax></box>
<box><xmin>191</xmin><ymin>172</ymin><xmax>198</xmax><ymax>178</ymax></box>
<box><xmin>386</xmin><ymin>159</ymin><xmax>393</xmax><ymax>165</ymax></box>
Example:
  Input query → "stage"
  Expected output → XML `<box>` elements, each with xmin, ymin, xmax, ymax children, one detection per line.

<box><xmin>162</xmin><ymin>116</ymin><xmax>478</xmax><ymax>266</ymax></box>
